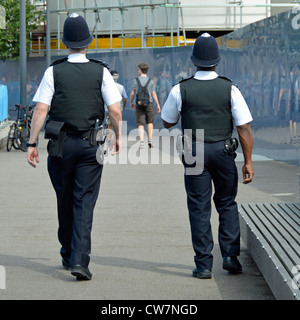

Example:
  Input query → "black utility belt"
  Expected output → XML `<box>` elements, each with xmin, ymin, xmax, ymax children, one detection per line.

<box><xmin>44</xmin><ymin>121</ymin><xmax>99</xmax><ymax>158</ymax></box>
<box><xmin>205</xmin><ymin>138</ymin><xmax>239</xmax><ymax>156</ymax></box>
<box><xmin>176</xmin><ymin>135</ymin><xmax>239</xmax><ymax>162</ymax></box>
<box><xmin>65</xmin><ymin>128</ymin><xmax>91</xmax><ymax>140</ymax></box>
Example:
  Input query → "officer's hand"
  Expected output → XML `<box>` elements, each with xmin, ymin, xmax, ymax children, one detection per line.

<box><xmin>156</xmin><ymin>105</ymin><xmax>161</xmax><ymax>114</ymax></box>
<box><xmin>27</xmin><ymin>147</ymin><xmax>39</xmax><ymax>168</ymax></box>
<box><xmin>130</xmin><ymin>103</ymin><xmax>135</xmax><ymax>110</ymax></box>
<box><xmin>242</xmin><ymin>163</ymin><xmax>254</xmax><ymax>184</ymax></box>
<box><xmin>110</xmin><ymin>138</ymin><xmax>121</xmax><ymax>155</ymax></box>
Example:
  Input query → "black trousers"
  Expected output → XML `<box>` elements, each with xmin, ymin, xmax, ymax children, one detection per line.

<box><xmin>48</xmin><ymin>134</ymin><xmax>103</xmax><ymax>268</ymax></box>
<box><xmin>184</xmin><ymin>141</ymin><xmax>240</xmax><ymax>271</ymax></box>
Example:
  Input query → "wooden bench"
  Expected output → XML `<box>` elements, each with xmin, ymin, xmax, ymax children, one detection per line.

<box><xmin>239</xmin><ymin>202</ymin><xmax>300</xmax><ymax>300</ymax></box>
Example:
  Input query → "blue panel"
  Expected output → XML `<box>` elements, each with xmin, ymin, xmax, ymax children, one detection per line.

<box><xmin>218</xmin><ymin>9</ymin><xmax>300</xmax><ymax>165</ymax></box>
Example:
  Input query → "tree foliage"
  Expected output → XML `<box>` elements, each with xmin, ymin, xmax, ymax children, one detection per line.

<box><xmin>0</xmin><ymin>0</ymin><xmax>45</xmax><ymax>61</ymax></box>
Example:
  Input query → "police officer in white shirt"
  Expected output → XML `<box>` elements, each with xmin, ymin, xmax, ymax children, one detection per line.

<box><xmin>161</xmin><ymin>33</ymin><xmax>254</xmax><ymax>279</ymax></box>
<box><xmin>27</xmin><ymin>13</ymin><xmax>122</xmax><ymax>280</ymax></box>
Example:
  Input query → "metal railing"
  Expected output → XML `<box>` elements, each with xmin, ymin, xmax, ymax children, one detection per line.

<box><xmin>29</xmin><ymin>1</ymin><xmax>300</xmax><ymax>56</ymax></box>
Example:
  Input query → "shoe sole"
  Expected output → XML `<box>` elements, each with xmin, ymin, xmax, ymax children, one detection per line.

<box><xmin>223</xmin><ymin>264</ymin><xmax>242</xmax><ymax>274</ymax></box>
<box><xmin>71</xmin><ymin>269</ymin><xmax>92</xmax><ymax>280</ymax></box>
<box><xmin>192</xmin><ymin>271</ymin><xmax>212</xmax><ymax>279</ymax></box>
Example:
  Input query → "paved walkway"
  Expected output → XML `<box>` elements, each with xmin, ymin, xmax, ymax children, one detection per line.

<box><xmin>0</xmin><ymin>127</ymin><xmax>299</xmax><ymax>300</ymax></box>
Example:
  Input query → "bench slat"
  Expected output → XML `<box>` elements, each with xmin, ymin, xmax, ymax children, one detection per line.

<box><xmin>242</xmin><ymin>203</ymin><xmax>296</xmax><ymax>277</ymax></box>
<box><xmin>277</xmin><ymin>203</ymin><xmax>300</xmax><ymax>225</ymax></box>
<box><xmin>291</xmin><ymin>202</ymin><xmax>300</xmax><ymax>212</ymax></box>
<box><xmin>258</xmin><ymin>203</ymin><xmax>300</xmax><ymax>260</ymax></box>
<box><xmin>269</xmin><ymin>203</ymin><xmax>300</xmax><ymax>237</ymax></box>
<box><xmin>239</xmin><ymin>203</ymin><xmax>300</xmax><ymax>300</ymax></box>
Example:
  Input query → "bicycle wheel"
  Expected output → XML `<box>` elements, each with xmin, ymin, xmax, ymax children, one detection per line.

<box><xmin>6</xmin><ymin>124</ymin><xmax>16</xmax><ymax>152</ymax></box>
<box><xmin>12</xmin><ymin>123</ymin><xmax>20</xmax><ymax>150</ymax></box>
<box><xmin>15</xmin><ymin>122</ymin><xmax>29</xmax><ymax>152</ymax></box>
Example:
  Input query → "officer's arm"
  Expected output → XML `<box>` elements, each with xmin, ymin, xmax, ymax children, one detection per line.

<box><xmin>161</xmin><ymin>84</ymin><xmax>180</xmax><ymax>128</ymax></box>
<box><xmin>237</xmin><ymin>123</ymin><xmax>254</xmax><ymax>184</ymax></box>
<box><xmin>29</xmin><ymin>102</ymin><xmax>49</xmax><ymax>144</ymax></box>
<box><xmin>27</xmin><ymin>102</ymin><xmax>49</xmax><ymax>168</ymax></box>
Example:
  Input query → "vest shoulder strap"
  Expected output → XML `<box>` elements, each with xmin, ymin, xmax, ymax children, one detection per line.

<box><xmin>50</xmin><ymin>58</ymin><xmax>108</xmax><ymax>69</ymax></box>
<box><xmin>179</xmin><ymin>75</ymin><xmax>194</xmax><ymax>84</ymax></box>
<box><xmin>218</xmin><ymin>75</ymin><xmax>241</xmax><ymax>90</ymax></box>
<box><xmin>218</xmin><ymin>75</ymin><xmax>233</xmax><ymax>83</ymax></box>
<box><xmin>50</xmin><ymin>57</ymin><xmax>68</xmax><ymax>66</ymax></box>
<box><xmin>89</xmin><ymin>58</ymin><xmax>109</xmax><ymax>69</ymax></box>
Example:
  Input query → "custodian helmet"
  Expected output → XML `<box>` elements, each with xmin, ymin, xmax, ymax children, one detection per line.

<box><xmin>190</xmin><ymin>33</ymin><xmax>221</xmax><ymax>67</ymax></box>
<box><xmin>61</xmin><ymin>13</ymin><xmax>93</xmax><ymax>49</ymax></box>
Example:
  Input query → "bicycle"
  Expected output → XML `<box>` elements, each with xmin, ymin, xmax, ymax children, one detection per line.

<box><xmin>6</xmin><ymin>104</ymin><xmax>37</xmax><ymax>152</ymax></box>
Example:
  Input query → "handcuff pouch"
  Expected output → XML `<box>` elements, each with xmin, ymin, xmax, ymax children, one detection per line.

<box><xmin>44</xmin><ymin>120</ymin><xmax>66</xmax><ymax>158</ymax></box>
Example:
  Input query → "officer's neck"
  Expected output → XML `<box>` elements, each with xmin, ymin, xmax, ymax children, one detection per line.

<box><xmin>68</xmin><ymin>47</ymin><xmax>87</xmax><ymax>56</ymax></box>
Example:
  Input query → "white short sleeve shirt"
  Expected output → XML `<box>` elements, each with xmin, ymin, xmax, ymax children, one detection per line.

<box><xmin>161</xmin><ymin>71</ymin><xmax>253</xmax><ymax>127</ymax></box>
<box><xmin>33</xmin><ymin>53</ymin><xmax>122</xmax><ymax>107</ymax></box>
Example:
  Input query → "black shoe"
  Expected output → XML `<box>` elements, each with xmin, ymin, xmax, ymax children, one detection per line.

<box><xmin>192</xmin><ymin>268</ymin><xmax>212</xmax><ymax>279</ymax></box>
<box><xmin>71</xmin><ymin>265</ymin><xmax>92</xmax><ymax>280</ymax></box>
<box><xmin>223</xmin><ymin>256</ymin><xmax>242</xmax><ymax>274</ymax></box>
<box><xmin>62</xmin><ymin>258</ymin><xmax>71</xmax><ymax>270</ymax></box>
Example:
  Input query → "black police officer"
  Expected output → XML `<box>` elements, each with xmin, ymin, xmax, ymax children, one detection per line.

<box><xmin>27</xmin><ymin>13</ymin><xmax>122</xmax><ymax>280</ymax></box>
<box><xmin>161</xmin><ymin>33</ymin><xmax>254</xmax><ymax>279</ymax></box>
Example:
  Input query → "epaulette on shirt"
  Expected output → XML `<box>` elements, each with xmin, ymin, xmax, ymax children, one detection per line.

<box><xmin>179</xmin><ymin>75</ymin><xmax>236</xmax><ymax>86</ymax></box>
<box><xmin>219</xmin><ymin>75</ymin><xmax>241</xmax><ymax>90</ymax></box>
<box><xmin>89</xmin><ymin>58</ymin><xmax>109</xmax><ymax>69</ymax></box>
<box><xmin>50</xmin><ymin>57</ymin><xmax>68</xmax><ymax>66</ymax></box>
<box><xmin>218</xmin><ymin>75</ymin><xmax>233</xmax><ymax>83</ymax></box>
<box><xmin>50</xmin><ymin>57</ymin><xmax>109</xmax><ymax>69</ymax></box>
<box><xmin>218</xmin><ymin>75</ymin><xmax>241</xmax><ymax>89</ymax></box>
<box><xmin>179</xmin><ymin>75</ymin><xmax>194</xmax><ymax>84</ymax></box>
<box><xmin>179</xmin><ymin>75</ymin><xmax>232</xmax><ymax>84</ymax></box>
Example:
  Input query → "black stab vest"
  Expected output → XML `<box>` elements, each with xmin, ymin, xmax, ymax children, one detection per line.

<box><xmin>49</xmin><ymin>58</ymin><xmax>105</xmax><ymax>131</ymax></box>
<box><xmin>180</xmin><ymin>76</ymin><xmax>233</xmax><ymax>143</ymax></box>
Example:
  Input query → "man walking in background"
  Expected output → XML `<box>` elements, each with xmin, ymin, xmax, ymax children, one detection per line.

<box><xmin>130</xmin><ymin>62</ymin><xmax>161</xmax><ymax>149</ymax></box>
